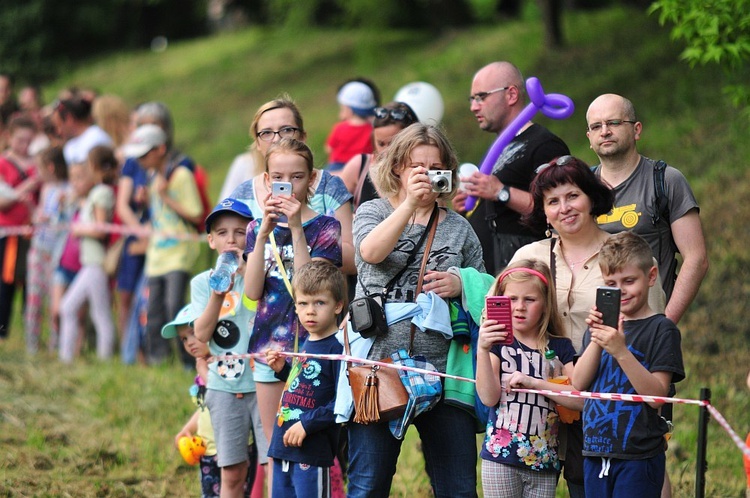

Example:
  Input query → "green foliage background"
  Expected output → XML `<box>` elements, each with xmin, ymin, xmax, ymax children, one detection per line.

<box><xmin>1</xmin><ymin>5</ymin><xmax>749</xmax><ymax>497</ymax></box>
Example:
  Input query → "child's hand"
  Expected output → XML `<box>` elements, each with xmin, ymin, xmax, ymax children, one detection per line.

<box><xmin>258</xmin><ymin>193</ymin><xmax>279</xmax><ymax>238</ymax></box>
<box><xmin>282</xmin><ymin>421</ymin><xmax>307</xmax><ymax>447</ymax></box>
<box><xmin>587</xmin><ymin>311</ymin><xmax>627</xmax><ymax>358</ymax></box>
<box><xmin>275</xmin><ymin>192</ymin><xmax>303</xmax><ymax>228</ymax></box>
<box><xmin>265</xmin><ymin>348</ymin><xmax>284</xmax><ymax>373</ymax></box>
<box><xmin>478</xmin><ymin>319</ymin><xmax>510</xmax><ymax>352</ymax></box>
<box><xmin>153</xmin><ymin>173</ymin><xmax>168</xmax><ymax>197</ymax></box>
<box><xmin>506</xmin><ymin>371</ymin><xmax>537</xmax><ymax>393</ymax></box>
<box><xmin>174</xmin><ymin>428</ymin><xmax>192</xmax><ymax>449</ymax></box>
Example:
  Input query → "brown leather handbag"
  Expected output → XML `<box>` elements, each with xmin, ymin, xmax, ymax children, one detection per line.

<box><xmin>346</xmin><ymin>204</ymin><xmax>439</xmax><ymax>424</ymax></box>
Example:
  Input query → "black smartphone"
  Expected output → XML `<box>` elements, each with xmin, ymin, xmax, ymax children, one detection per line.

<box><xmin>596</xmin><ymin>286</ymin><xmax>621</xmax><ymax>328</ymax></box>
<box><xmin>485</xmin><ymin>295</ymin><xmax>513</xmax><ymax>345</ymax></box>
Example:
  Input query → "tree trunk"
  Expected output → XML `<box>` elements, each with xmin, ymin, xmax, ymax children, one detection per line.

<box><xmin>538</xmin><ymin>0</ymin><xmax>565</xmax><ymax>48</ymax></box>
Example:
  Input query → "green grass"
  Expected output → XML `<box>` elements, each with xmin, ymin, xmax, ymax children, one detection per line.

<box><xmin>2</xmin><ymin>4</ymin><xmax>749</xmax><ymax>497</ymax></box>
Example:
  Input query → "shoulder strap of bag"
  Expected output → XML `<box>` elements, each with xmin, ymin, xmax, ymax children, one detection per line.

<box><xmin>408</xmin><ymin>203</ymin><xmax>439</xmax><ymax>354</ymax></box>
<box><xmin>549</xmin><ymin>236</ymin><xmax>557</xmax><ymax>286</ymax></box>
<box><xmin>353</xmin><ymin>154</ymin><xmax>370</xmax><ymax>209</ymax></box>
<box><xmin>358</xmin><ymin>203</ymin><xmax>439</xmax><ymax>298</ymax></box>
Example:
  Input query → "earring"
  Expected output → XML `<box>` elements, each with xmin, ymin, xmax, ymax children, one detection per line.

<box><xmin>545</xmin><ymin>223</ymin><xmax>552</xmax><ymax>238</ymax></box>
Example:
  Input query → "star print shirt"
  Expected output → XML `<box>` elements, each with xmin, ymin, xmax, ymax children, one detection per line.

<box><xmin>480</xmin><ymin>336</ymin><xmax>576</xmax><ymax>472</ymax></box>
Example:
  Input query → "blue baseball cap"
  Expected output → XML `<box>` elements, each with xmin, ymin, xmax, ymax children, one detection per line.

<box><xmin>205</xmin><ymin>198</ymin><xmax>254</xmax><ymax>233</ymax></box>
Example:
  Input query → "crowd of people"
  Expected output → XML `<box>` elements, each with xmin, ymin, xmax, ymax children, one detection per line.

<box><xmin>0</xmin><ymin>60</ymin><xmax>710</xmax><ymax>498</ymax></box>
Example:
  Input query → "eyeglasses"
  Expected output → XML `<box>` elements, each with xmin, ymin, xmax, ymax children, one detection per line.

<box><xmin>373</xmin><ymin>107</ymin><xmax>414</xmax><ymax>122</ymax></box>
<box><xmin>586</xmin><ymin>119</ymin><xmax>636</xmax><ymax>133</ymax></box>
<box><xmin>256</xmin><ymin>126</ymin><xmax>300</xmax><ymax>142</ymax></box>
<box><xmin>468</xmin><ymin>87</ymin><xmax>511</xmax><ymax>104</ymax></box>
<box><xmin>535</xmin><ymin>155</ymin><xmax>575</xmax><ymax>174</ymax></box>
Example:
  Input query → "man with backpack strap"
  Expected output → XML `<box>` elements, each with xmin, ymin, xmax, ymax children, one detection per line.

<box><xmin>586</xmin><ymin>93</ymin><xmax>707</xmax><ymax>326</ymax></box>
<box><xmin>587</xmin><ymin>94</ymin><xmax>708</xmax><ymax>498</ymax></box>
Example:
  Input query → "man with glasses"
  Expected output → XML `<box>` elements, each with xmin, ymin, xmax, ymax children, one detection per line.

<box><xmin>587</xmin><ymin>94</ymin><xmax>708</xmax><ymax>498</ymax></box>
<box><xmin>586</xmin><ymin>93</ymin><xmax>708</xmax><ymax>326</ymax></box>
<box><xmin>455</xmin><ymin>61</ymin><xmax>570</xmax><ymax>276</ymax></box>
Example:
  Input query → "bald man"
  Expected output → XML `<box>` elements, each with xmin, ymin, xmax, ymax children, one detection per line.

<box><xmin>456</xmin><ymin>61</ymin><xmax>570</xmax><ymax>276</ymax></box>
<box><xmin>586</xmin><ymin>94</ymin><xmax>708</xmax><ymax>325</ymax></box>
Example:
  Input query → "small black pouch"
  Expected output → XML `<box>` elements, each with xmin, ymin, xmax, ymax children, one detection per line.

<box><xmin>349</xmin><ymin>294</ymin><xmax>388</xmax><ymax>339</ymax></box>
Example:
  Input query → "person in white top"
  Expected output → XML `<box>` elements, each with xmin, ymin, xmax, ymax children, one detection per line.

<box><xmin>52</xmin><ymin>95</ymin><xmax>113</xmax><ymax>166</ymax></box>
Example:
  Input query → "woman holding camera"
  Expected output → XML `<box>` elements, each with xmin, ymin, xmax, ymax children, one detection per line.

<box><xmin>348</xmin><ymin>123</ymin><xmax>484</xmax><ymax>498</ymax></box>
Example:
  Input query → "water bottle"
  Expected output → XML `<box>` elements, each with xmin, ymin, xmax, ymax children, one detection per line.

<box><xmin>544</xmin><ymin>350</ymin><xmax>564</xmax><ymax>380</ymax></box>
<box><xmin>544</xmin><ymin>349</ymin><xmax>580</xmax><ymax>423</ymax></box>
<box><xmin>209</xmin><ymin>252</ymin><xmax>239</xmax><ymax>293</ymax></box>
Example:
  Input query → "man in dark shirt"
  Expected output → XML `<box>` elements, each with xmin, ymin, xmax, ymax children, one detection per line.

<box><xmin>454</xmin><ymin>61</ymin><xmax>570</xmax><ymax>276</ymax></box>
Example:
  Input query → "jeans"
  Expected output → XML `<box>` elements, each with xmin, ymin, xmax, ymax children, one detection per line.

<box><xmin>347</xmin><ymin>400</ymin><xmax>477</xmax><ymax>498</ymax></box>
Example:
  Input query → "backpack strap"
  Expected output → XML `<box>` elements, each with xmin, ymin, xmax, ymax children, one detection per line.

<box><xmin>652</xmin><ymin>160</ymin><xmax>668</xmax><ymax>226</ymax></box>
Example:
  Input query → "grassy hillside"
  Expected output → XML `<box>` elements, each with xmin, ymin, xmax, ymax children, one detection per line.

<box><xmin>1</xmin><ymin>5</ymin><xmax>748</xmax><ymax>497</ymax></box>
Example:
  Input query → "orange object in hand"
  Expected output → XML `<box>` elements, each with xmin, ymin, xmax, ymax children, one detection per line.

<box><xmin>548</xmin><ymin>376</ymin><xmax>581</xmax><ymax>424</ymax></box>
<box><xmin>178</xmin><ymin>436</ymin><xmax>207</xmax><ymax>465</ymax></box>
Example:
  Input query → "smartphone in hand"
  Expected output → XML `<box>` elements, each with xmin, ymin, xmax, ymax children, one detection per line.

<box><xmin>271</xmin><ymin>181</ymin><xmax>292</xmax><ymax>223</ymax></box>
<box><xmin>596</xmin><ymin>286</ymin><xmax>621</xmax><ymax>328</ymax></box>
<box><xmin>486</xmin><ymin>295</ymin><xmax>513</xmax><ymax>345</ymax></box>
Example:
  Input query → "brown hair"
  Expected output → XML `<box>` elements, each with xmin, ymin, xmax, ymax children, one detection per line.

<box><xmin>39</xmin><ymin>146</ymin><xmax>68</xmax><ymax>181</ymax></box>
<box><xmin>293</xmin><ymin>260</ymin><xmax>347</xmax><ymax>306</ymax></box>
<box><xmin>88</xmin><ymin>145</ymin><xmax>119</xmax><ymax>186</ymax></box>
<box><xmin>598</xmin><ymin>231</ymin><xmax>655</xmax><ymax>276</ymax></box>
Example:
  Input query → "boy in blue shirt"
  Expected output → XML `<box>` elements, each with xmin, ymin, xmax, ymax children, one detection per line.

<box><xmin>574</xmin><ymin>231</ymin><xmax>685</xmax><ymax>498</ymax></box>
<box><xmin>265</xmin><ymin>260</ymin><xmax>344</xmax><ymax>498</ymax></box>
<box><xmin>191</xmin><ymin>198</ymin><xmax>268</xmax><ymax>498</ymax></box>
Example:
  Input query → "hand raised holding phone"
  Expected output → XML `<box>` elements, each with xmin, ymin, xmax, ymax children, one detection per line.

<box><xmin>478</xmin><ymin>295</ymin><xmax>514</xmax><ymax>351</ymax></box>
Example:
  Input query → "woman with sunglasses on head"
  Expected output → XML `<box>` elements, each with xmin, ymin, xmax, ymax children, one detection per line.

<box><xmin>509</xmin><ymin>155</ymin><xmax>665</xmax><ymax>498</ymax></box>
<box><xmin>346</xmin><ymin>123</ymin><xmax>484</xmax><ymax>498</ymax></box>
<box><xmin>336</xmin><ymin>101</ymin><xmax>419</xmax><ymax>210</ymax></box>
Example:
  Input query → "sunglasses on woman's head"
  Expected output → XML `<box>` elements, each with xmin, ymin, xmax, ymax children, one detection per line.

<box><xmin>373</xmin><ymin>107</ymin><xmax>414</xmax><ymax>122</ymax></box>
<box><xmin>534</xmin><ymin>155</ymin><xmax>576</xmax><ymax>174</ymax></box>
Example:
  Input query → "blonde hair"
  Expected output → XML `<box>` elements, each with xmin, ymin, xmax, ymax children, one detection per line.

<box><xmin>92</xmin><ymin>95</ymin><xmax>131</xmax><ymax>147</ymax></box>
<box><xmin>372</xmin><ymin>123</ymin><xmax>458</xmax><ymax>202</ymax></box>
<box><xmin>487</xmin><ymin>259</ymin><xmax>567</xmax><ymax>353</ymax></box>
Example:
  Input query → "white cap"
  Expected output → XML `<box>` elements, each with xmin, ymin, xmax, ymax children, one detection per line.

<box><xmin>337</xmin><ymin>82</ymin><xmax>376</xmax><ymax>114</ymax></box>
<box><xmin>122</xmin><ymin>124</ymin><xmax>167</xmax><ymax>158</ymax></box>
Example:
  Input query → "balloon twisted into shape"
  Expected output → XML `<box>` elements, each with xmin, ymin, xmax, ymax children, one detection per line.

<box><xmin>464</xmin><ymin>77</ymin><xmax>575</xmax><ymax>212</ymax></box>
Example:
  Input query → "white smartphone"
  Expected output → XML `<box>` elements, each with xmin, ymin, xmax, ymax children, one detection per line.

<box><xmin>271</xmin><ymin>181</ymin><xmax>292</xmax><ymax>223</ymax></box>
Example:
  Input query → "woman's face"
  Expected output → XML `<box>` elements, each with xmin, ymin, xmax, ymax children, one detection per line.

<box><xmin>255</xmin><ymin>108</ymin><xmax>302</xmax><ymax>156</ymax></box>
<box><xmin>397</xmin><ymin>144</ymin><xmax>445</xmax><ymax>199</ymax></box>
<box><xmin>373</xmin><ymin>124</ymin><xmax>402</xmax><ymax>156</ymax></box>
<box><xmin>543</xmin><ymin>182</ymin><xmax>594</xmax><ymax>236</ymax></box>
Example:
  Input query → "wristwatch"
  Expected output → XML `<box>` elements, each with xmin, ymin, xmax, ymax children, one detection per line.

<box><xmin>497</xmin><ymin>185</ymin><xmax>511</xmax><ymax>204</ymax></box>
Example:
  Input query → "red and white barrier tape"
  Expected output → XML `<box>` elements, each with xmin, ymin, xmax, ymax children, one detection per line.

<box><xmin>211</xmin><ymin>349</ymin><xmax>750</xmax><ymax>459</ymax></box>
<box><xmin>0</xmin><ymin>221</ymin><xmax>205</xmax><ymax>241</ymax></box>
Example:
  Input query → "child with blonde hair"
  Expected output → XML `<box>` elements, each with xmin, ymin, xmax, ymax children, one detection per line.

<box><xmin>476</xmin><ymin>259</ymin><xmax>582</xmax><ymax>498</ymax></box>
